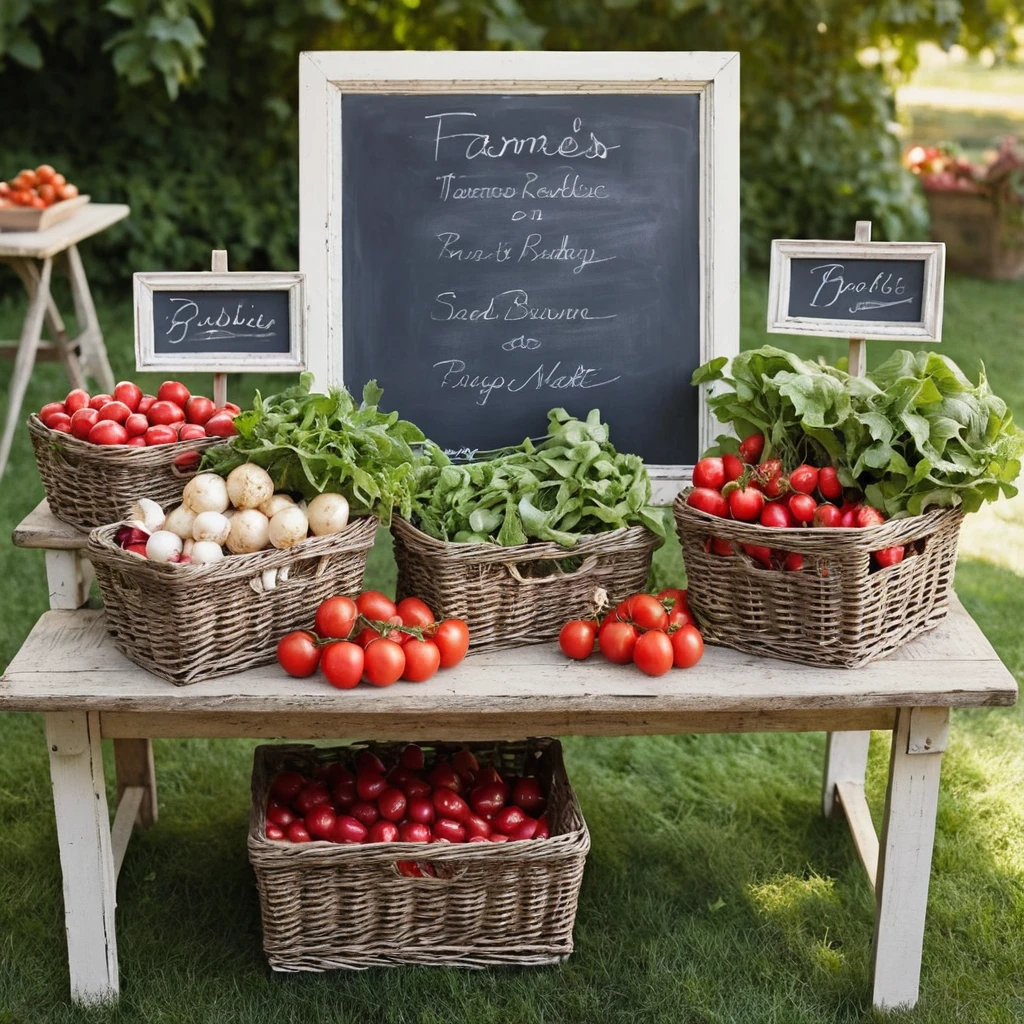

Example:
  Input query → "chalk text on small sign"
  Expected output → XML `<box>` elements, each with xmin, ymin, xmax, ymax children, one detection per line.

<box><xmin>788</xmin><ymin>258</ymin><xmax>926</xmax><ymax>324</ymax></box>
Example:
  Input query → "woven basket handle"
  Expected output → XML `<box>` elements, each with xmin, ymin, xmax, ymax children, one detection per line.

<box><xmin>504</xmin><ymin>555</ymin><xmax>599</xmax><ymax>586</ymax></box>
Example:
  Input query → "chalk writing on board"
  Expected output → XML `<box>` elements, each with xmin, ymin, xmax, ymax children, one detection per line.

<box><xmin>807</xmin><ymin>263</ymin><xmax>912</xmax><ymax>315</ymax></box>
<box><xmin>163</xmin><ymin>298</ymin><xmax>278</xmax><ymax>345</ymax></box>
<box><xmin>151</xmin><ymin>288</ymin><xmax>292</xmax><ymax>356</ymax></box>
<box><xmin>426</xmin><ymin>112</ymin><xmax>619</xmax><ymax>162</ymax></box>
<box><xmin>434</xmin><ymin>359</ymin><xmax>622</xmax><ymax>407</ymax></box>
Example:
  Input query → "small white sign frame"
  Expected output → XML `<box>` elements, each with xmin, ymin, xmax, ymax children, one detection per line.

<box><xmin>134</xmin><ymin>271</ymin><xmax>306</xmax><ymax>373</ymax></box>
<box><xmin>298</xmin><ymin>50</ymin><xmax>740</xmax><ymax>500</ymax></box>
<box><xmin>767</xmin><ymin>239</ymin><xmax>945</xmax><ymax>342</ymax></box>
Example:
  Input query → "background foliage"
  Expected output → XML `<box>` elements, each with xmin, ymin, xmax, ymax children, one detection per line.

<box><xmin>0</xmin><ymin>0</ymin><xmax>1021</xmax><ymax>287</ymax></box>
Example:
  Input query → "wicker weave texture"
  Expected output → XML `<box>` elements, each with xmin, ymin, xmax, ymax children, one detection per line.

<box><xmin>392</xmin><ymin>518</ymin><xmax>660</xmax><ymax>653</ymax></box>
<box><xmin>248</xmin><ymin>738</ymin><xmax>590</xmax><ymax>971</ymax></box>
<box><xmin>674</xmin><ymin>493</ymin><xmax>963</xmax><ymax>668</ymax></box>
<box><xmin>29</xmin><ymin>414</ymin><xmax>224</xmax><ymax>530</ymax></box>
<box><xmin>88</xmin><ymin>516</ymin><xmax>378</xmax><ymax>684</ymax></box>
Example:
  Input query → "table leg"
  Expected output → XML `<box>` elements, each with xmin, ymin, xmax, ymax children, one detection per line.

<box><xmin>822</xmin><ymin>730</ymin><xmax>872</xmax><ymax>818</ymax></box>
<box><xmin>0</xmin><ymin>255</ymin><xmax>51</xmax><ymax>480</ymax></box>
<box><xmin>45</xmin><ymin>711</ymin><xmax>119</xmax><ymax>1005</ymax></box>
<box><xmin>45</xmin><ymin>548</ymin><xmax>94</xmax><ymax>610</ymax></box>
<box><xmin>65</xmin><ymin>244</ymin><xmax>115</xmax><ymax>393</ymax></box>
<box><xmin>870</xmin><ymin>706</ymin><xmax>949</xmax><ymax>1011</ymax></box>
<box><xmin>113</xmin><ymin>739</ymin><xmax>158</xmax><ymax>829</ymax></box>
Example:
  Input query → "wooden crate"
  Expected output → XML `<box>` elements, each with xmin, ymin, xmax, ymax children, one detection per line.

<box><xmin>0</xmin><ymin>195</ymin><xmax>91</xmax><ymax>232</ymax></box>
<box><xmin>925</xmin><ymin>190</ymin><xmax>1024</xmax><ymax>281</ymax></box>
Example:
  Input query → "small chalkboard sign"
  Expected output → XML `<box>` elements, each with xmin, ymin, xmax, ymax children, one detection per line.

<box><xmin>299</xmin><ymin>51</ymin><xmax>741</xmax><ymax>498</ymax></box>
<box><xmin>134</xmin><ymin>271</ymin><xmax>305</xmax><ymax>373</ymax></box>
<box><xmin>767</xmin><ymin>240</ymin><xmax>944</xmax><ymax>342</ymax></box>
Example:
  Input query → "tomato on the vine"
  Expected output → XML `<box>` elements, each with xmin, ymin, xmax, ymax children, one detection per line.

<box><xmin>559</xmin><ymin>619</ymin><xmax>596</xmax><ymax>660</ymax></box>
<box><xmin>619</xmin><ymin>593</ymin><xmax>669</xmax><ymax>631</ymax></box>
<box><xmin>686</xmin><ymin>487</ymin><xmax>728</xmax><ymax>518</ymax></box>
<box><xmin>356</xmin><ymin>590</ymin><xmax>398</xmax><ymax>621</ymax></box>
<box><xmin>315</xmin><ymin>595</ymin><xmax>358</xmax><ymax>640</ymax></box>
<box><xmin>396</xmin><ymin>596</ymin><xmax>434</xmax><ymax>628</ymax></box>
<box><xmin>657</xmin><ymin>588</ymin><xmax>688</xmax><ymax>613</ymax></box>
<box><xmin>598</xmin><ymin>621</ymin><xmax>637</xmax><ymax>664</ymax></box>
<box><xmin>321</xmin><ymin>641</ymin><xmax>364</xmax><ymax>689</ymax></box>
<box><xmin>276</xmin><ymin>630</ymin><xmax>321</xmax><ymax>678</ymax></box>
<box><xmin>363</xmin><ymin>638</ymin><xmax>405</xmax><ymax>687</ymax></box>
<box><xmin>401</xmin><ymin>638</ymin><xmax>441</xmax><ymax>682</ymax></box>
<box><xmin>671</xmin><ymin>625</ymin><xmax>704</xmax><ymax>668</ymax></box>
<box><xmin>632</xmin><ymin>630</ymin><xmax>674</xmax><ymax>676</ymax></box>
<box><xmin>667</xmin><ymin>604</ymin><xmax>693</xmax><ymax>629</ymax></box>
<box><xmin>432</xmin><ymin>619</ymin><xmax>470</xmax><ymax>668</ymax></box>
<box><xmin>692</xmin><ymin>457</ymin><xmax>726</xmax><ymax>491</ymax></box>
<box><xmin>739</xmin><ymin>433</ymin><xmax>765</xmax><ymax>464</ymax></box>
<box><xmin>728</xmin><ymin>486</ymin><xmax>764</xmax><ymax>522</ymax></box>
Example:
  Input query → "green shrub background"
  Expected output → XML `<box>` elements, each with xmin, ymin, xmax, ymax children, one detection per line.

<box><xmin>0</xmin><ymin>0</ymin><xmax>1020</xmax><ymax>287</ymax></box>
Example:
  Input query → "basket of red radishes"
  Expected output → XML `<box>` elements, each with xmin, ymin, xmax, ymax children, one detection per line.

<box><xmin>29</xmin><ymin>379</ymin><xmax>236</xmax><ymax>530</ymax></box>
<box><xmin>248</xmin><ymin>738</ymin><xmax>589</xmax><ymax>971</ymax></box>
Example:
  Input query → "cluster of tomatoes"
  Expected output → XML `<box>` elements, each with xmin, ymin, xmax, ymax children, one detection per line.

<box><xmin>277</xmin><ymin>590</ymin><xmax>470</xmax><ymax>688</ymax></box>
<box><xmin>558</xmin><ymin>588</ymin><xmax>704</xmax><ymax>677</ymax></box>
<box><xmin>0</xmin><ymin>164</ymin><xmax>79</xmax><ymax>209</ymax></box>
<box><xmin>265</xmin><ymin>744</ymin><xmax>550</xmax><ymax>854</ymax></box>
<box><xmin>38</xmin><ymin>380</ymin><xmax>239</xmax><ymax>447</ymax></box>
<box><xmin>686</xmin><ymin>433</ymin><xmax>907</xmax><ymax>570</ymax></box>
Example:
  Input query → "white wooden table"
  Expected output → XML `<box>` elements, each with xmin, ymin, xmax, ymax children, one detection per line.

<box><xmin>2</xmin><ymin>501</ymin><xmax>1018</xmax><ymax>1011</ymax></box>
<box><xmin>0</xmin><ymin>204</ymin><xmax>128</xmax><ymax>478</ymax></box>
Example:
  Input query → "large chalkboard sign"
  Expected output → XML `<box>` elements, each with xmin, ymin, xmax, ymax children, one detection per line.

<box><xmin>299</xmin><ymin>51</ymin><xmax>741</xmax><ymax>495</ymax></box>
<box><xmin>134</xmin><ymin>272</ymin><xmax>306</xmax><ymax>373</ymax></box>
<box><xmin>768</xmin><ymin>240</ymin><xmax>944</xmax><ymax>342</ymax></box>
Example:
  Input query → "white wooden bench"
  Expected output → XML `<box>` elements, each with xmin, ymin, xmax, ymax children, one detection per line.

<box><xmin>2</xmin><ymin>500</ymin><xmax>1017</xmax><ymax>1010</ymax></box>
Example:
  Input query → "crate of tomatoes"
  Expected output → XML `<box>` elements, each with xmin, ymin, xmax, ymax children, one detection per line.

<box><xmin>248</xmin><ymin>738</ymin><xmax>589</xmax><ymax>971</ymax></box>
<box><xmin>678</xmin><ymin>347</ymin><xmax>1024</xmax><ymax>668</ymax></box>
<box><xmin>29</xmin><ymin>379</ymin><xmax>236</xmax><ymax>530</ymax></box>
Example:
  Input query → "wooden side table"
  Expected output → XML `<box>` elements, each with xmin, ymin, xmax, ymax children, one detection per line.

<box><xmin>0</xmin><ymin>203</ymin><xmax>129</xmax><ymax>478</ymax></box>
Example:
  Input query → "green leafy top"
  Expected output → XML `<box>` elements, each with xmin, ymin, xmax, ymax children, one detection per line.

<box><xmin>411</xmin><ymin>408</ymin><xmax>664</xmax><ymax>547</ymax></box>
<box><xmin>201</xmin><ymin>374</ymin><xmax>426</xmax><ymax>525</ymax></box>
<box><xmin>693</xmin><ymin>346</ymin><xmax>1024</xmax><ymax>516</ymax></box>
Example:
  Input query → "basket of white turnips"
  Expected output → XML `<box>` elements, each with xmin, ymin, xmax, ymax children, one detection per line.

<box><xmin>87</xmin><ymin>463</ymin><xmax>378</xmax><ymax>685</ymax></box>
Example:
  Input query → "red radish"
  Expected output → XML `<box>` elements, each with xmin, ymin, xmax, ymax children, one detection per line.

<box><xmin>841</xmin><ymin>508</ymin><xmax>859</xmax><ymax>528</ymax></box>
<box><xmin>470</xmin><ymin>782</ymin><xmax>507</xmax><ymax>817</ymax></box>
<box><xmin>783</xmin><ymin>552</ymin><xmax>803</xmax><ymax>571</ymax></box>
<box><xmin>493</xmin><ymin>806</ymin><xmax>528</xmax><ymax>835</ymax></box>
<box><xmin>728</xmin><ymin>486</ymin><xmax>764</xmax><ymax>521</ymax></box>
<box><xmin>387</xmin><ymin>765</ymin><xmax>414</xmax><ymax>787</ymax></box>
<box><xmin>355</xmin><ymin>773</ymin><xmax>387</xmax><ymax>802</ymax></box>
<box><xmin>818</xmin><ymin>466</ymin><xmax>843</xmax><ymax>501</ymax></box>
<box><xmin>286</xmin><ymin>822</ymin><xmax>311</xmax><ymax>843</ymax></box>
<box><xmin>88</xmin><ymin>421</ymin><xmax>129</xmax><ymax>446</ymax></box>
<box><xmin>788</xmin><ymin>493</ymin><xmax>817</xmax><ymax>523</ymax></box>
<box><xmin>692</xmin><ymin>457</ymin><xmax>726</xmax><ymax>491</ymax></box>
<box><xmin>709</xmin><ymin>537</ymin><xmax>733</xmax><ymax>557</ymax></box>
<box><xmin>744</xmin><ymin>544</ymin><xmax>773</xmax><ymax>567</ymax></box>
<box><xmin>788</xmin><ymin>465</ymin><xmax>819</xmax><ymax>495</ymax></box>
<box><xmin>48</xmin><ymin>413</ymin><xmax>72</xmax><ymax>433</ymax></box>
<box><xmin>377</xmin><ymin>787</ymin><xmax>407</xmax><ymax>823</ymax></box>
<box><xmin>265</xmin><ymin>824</ymin><xmax>285</xmax><ymax>841</ymax></box>
<box><xmin>512</xmin><ymin>777</ymin><xmax>544</xmax><ymax>814</ymax></box>
<box><xmin>270</xmin><ymin>771</ymin><xmax>305</xmax><ymax>801</ymax></box>
<box><xmin>400</xmin><ymin>744</ymin><xmax>425</xmax><ymax>771</ymax></box>
<box><xmin>98</xmin><ymin>401</ymin><xmax>132</xmax><ymax>424</ymax></box>
<box><xmin>406</xmin><ymin>796</ymin><xmax>435</xmax><ymax>825</ymax></box>
<box><xmin>144</xmin><ymin>424</ymin><xmax>178</xmax><ymax>446</ymax></box>
<box><xmin>452</xmin><ymin>747</ymin><xmax>479</xmax><ymax>775</ymax></box>
<box><xmin>305</xmin><ymin>805</ymin><xmax>336</xmax><ymax>840</ymax></box>
<box><xmin>266</xmin><ymin>805</ymin><xmax>296</xmax><ymax>828</ymax></box>
<box><xmin>355</xmin><ymin>750</ymin><xmax>386</xmax><ymax>775</ymax></box>
<box><xmin>433</xmin><ymin>818</ymin><xmax>466</xmax><ymax>843</ymax></box>
<box><xmin>205</xmin><ymin>411</ymin><xmax>238</xmax><ymax>437</ymax></box>
<box><xmin>331</xmin><ymin>815</ymin><xmax>368</xmax><ymax>844</ymax></box>
<box><xmin>722</xmin><ymin>453</ymin><xmax>745</xmax><ymax>481</ymax></box>
<box><xmin>686</xmin><ymin>487</ymin><xmax>729</xmax><ymax>518</ymax></box>
<box><xmin>856</xmin><ymin>506</ymin><xmax>886</xmax><ymax>528</ymax></box>
<box><xmin>759</xmin><ymin>459</ymin><xmax>788</xmax><ymax>499</ymax></box>
<box><xmin>739</xmin><ymin>433</ymin><xmax>764</xmax><ymax>464</ymax></box>
<box><xmin>178</xmin><ymin>424</ymin><xmax>207</xmax><ymax>441</ymax></box>
<box><xmin>401</xmin><ymin>777</ymin><xmax>431</xmax><ymax>801</ymax></box>
<box><xmin>489</xmin><ymin>833</ymin><xmax>510</xmax><ymax>844</ymax></box>
<box><xmin>760</xmin><ymin>502</ymin><xmax>793</xmax><ymax>528</ymax></box>
<box><xmin>813</xmin><ymin>503</ymin><xmax>842</xmax><ymax>528</ymax></box>
<box><xmin>511</xmin><ymin>817</ymin><xmax>538</xmax><ymax>841</ymax></box>
<box><xmin>88</xmin><ymin>393</ymin><xmax>113</xmax><ymax>411</ymax></box>
<box><xmin>368</xmin><ymin>821</ymin><xmax>400</xmax><ymax>843</ymax></box>
<box><xmin>399</xmin><ymin>821</ymin><xmax>431</xmax><ymax>843</ymax></box>
<box><xmin>874</xmin><ymin>546</ymin><xmax>905</xmax><ymax>568</ymax></box>
<box><xmin>475</xmin><ymin>766</ymin><xmax>506</xmax><ymax>789</ymax></box>
<box><xmin>294</xmin><ymin>784</ymin><xmax>331</xmax><ymax>815</ymax></box>
<box><xmin>534</xmin><ymin>815</ymin><xmax>551</xmax><ymax>840</ymax></box>
<box><xmin>157</xmin><ymin>380</ymin><xmax>190</xmax><ymax>406</ymax></box>
<box><xmin>39</xmin><ymin>401</ymin><xmax>66</xmax><ymax>426</ymax></box>
<box><xmin>125</xmin><ymin>541</ymin><xmax>148</xmax><ymax>553</ymax></box>
<box><xmin>184</xmin><ymin>396</ymin><xmax>215</xmax><ymax>425</ymax></box>
<box><xmin>433</xmin><ymin>788</ymin><xmax>470</xmax><ymax>822</ymax></box>
<box><xmin>332</xmin><ymin>778</ymin><xmax>356</xmax><ymax>807</ymax></box>
<box><xmin>429</xmin><ymin>764</ymin><xmax>462</xmax><ymax>793</ymax></box>
<box><xmin>126</xmin><ymin>438</ymin><xmax>147</xmax><ymax>448</ymax></box>
<box><xmin>64</xmin><ymin>389</ymin><xmax>90</xmax><ymax>414</ymax></box>
<box><xmin>113</xmin><ymin>381</ymin><xmax>142</xmax><ymax>412</ymax></box>
<box><xmin>147</xmin><ymin>400</ymin><xmax>185</xmax><ymax>425</ymax></box>
<box><xmin>464</xmin><ymin>814</ymin><xmax>492</xmax><ymax>839</ymax></box>
<box><xmin>137</xmin><ymin>394</ymin><xmax>156</xmax><ymax>416</ymax></box>
<box><xmin>125</xmin><ymin>413</ymin><xmax>149</xmax><ymax>436</ymax></box>
<box><xmin>70</xmin><ymin>408</ymin><xmax>99</xmax><ymax>440</ymax></box>
<box><xmin>349</xmin><ymin>801</ymin><xmax>379</xmax><ymax>827</ymax></box>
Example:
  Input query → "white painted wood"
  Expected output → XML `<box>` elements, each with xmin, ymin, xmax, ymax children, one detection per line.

<box><xmin>45</xmin><ymin>549</ymin><xmax>93</xmax><ymax>609</ymax></box>
<box><xmin>822</xmin><ymin>730</ymin><xmax>872</xmax><ymax>818</ymax></box>
<box><xmin>767</xmin><ymin>237</ymin><xmax>945</xmax><ymax>342</ymax></box>
<box><xmin>133</xmin><ymin>269</ymin><xmax>306</xmax><ymax>373</ymax></box>
<box><xmin>1</xmin><ymin>601</ymin><xmax>1015</xmax><ymax>718</ymax></box>
<box><xmin>113</xmin><ymin>738</ymin><xmax>158</xmax><ymax>828</ymax></box>
<box><xmin>871</xmin><ymin>706</ymin><xmax>948</xmax><ymax>1010</ymax></box>
<box><xmin>12</xmin><ymin>500</ymin><xmax>89</xmax><ymax>550</ymax></box>
<box><xmin>110</xmin><ymin>786</ymin><xmax>145</xmax><ymax>880</ymax></box>
<box><xmin>0</xmin><ymin>203</ymin><xmax>129</xmax><ymax>260</ymax></box>
<box><xmin>65</xmin><ymin>243</ymin><xmax>115</xmax><ymax>392</ymax></box>
<box><xmin>45</xmin><ymin>711</ymin><xmax>119</xmax><ymax>1004</ymax></box>
<box><xmin>299</xmin><ymin>50</ymin><xmax>740</xmax><ymax>490</ymax></box>
<box><xmin>835</xmin><ymin>780</ymin><xmax>879</xmax><ymax>889</ymax></box>
<box><xmin>907</xmin><ymin>706</ymin><xmax>950</xmax><ymax>754</ymax></box>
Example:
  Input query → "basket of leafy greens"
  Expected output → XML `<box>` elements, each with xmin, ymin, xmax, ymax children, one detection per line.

<box><xmin>393</xmin><ymin>408</ymin><xmax>664</xmax><ymax>653</ymax></box>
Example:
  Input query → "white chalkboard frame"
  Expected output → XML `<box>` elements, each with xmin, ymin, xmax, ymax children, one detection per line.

<box><xmin>767</xmin><ymin>240</ymin><xmax>945</xmax><ymax>342</ymax></box>
<box><xmin>298</xmin><ymin>50</ymin><xmax>740</xmax><ymax>500</ymax></box>
<box><xmin>134</xmin><ymin>271</ymin><xmax>306</xmax><ymax>373</ymax></box>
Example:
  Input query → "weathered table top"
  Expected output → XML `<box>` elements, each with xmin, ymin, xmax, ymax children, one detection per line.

<box><xmin>11</xmin><ymin>500</ymin><xmax>88</xmax><ymax>550</ymax></box>
<box><xmin>0</xmin><ymin>204</ymin><xmax>130</xmax><ymax>260</ymax></box>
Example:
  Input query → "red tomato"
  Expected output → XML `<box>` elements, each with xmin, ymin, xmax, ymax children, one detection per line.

<box><xmin>668</xmin><ymin>604</ymin><xmax>693</xmax><ymax>629</ymax></box>
<box><xmin>286</xmin><ymin>822</ymin><xmax>311</xmax><ymax>843</ymax></box>
<box><xmin>377</xmin><ymin>787</ymin><xmax>407</xmax><ymax>822</ymax></box>
<box><xmin>294</xmin><ymin>783</ymin><xmax>330</xmax><ymax>815</ymax></box>
<box><xmin>399</xmin><ymin>822</ymin><xmax>431</xmax><ymax>843</ymax></box>
<box><xmin>840</xmin><ymin>508</ymin><xmax>859</xmax><ymax>528</ymax></box>
<box><xmin>722</xmin><ymin>453</ymin><xmax>745</xmax><ymax>482</ymax></box>
<box><xmin>758</xmin><ymin>459</ymin><xmax>787</xmax><ymax>498</ymax></box>
<box><xmin>598</xmin><ymin>620</ymin><xmax>637</xmax><ymax>664</ymax></box>
<box><xmin>686</xmin><ymin>487</ymin><xmax>729</xmax><ymax>518</ymax></box>
<box><xmin>356</xmin><ymin>590</ymin><xmax>398</xmax><ymax>621</ymax></box>
<box><xmin>400</xmin><ymin>744</ymin><xmax>425</xmax><ymax>771</ymax></box>
<box><xmin>48</xmin><ymin>413</ymin><xmax>72</xmax><ymax>433</ymax></box>
<box><xmin>817</xmin><ymin>466</ymin><xmax>843</xmax><ymax>501</ymax></box>
<box><xmin>621</xmin><ymin>593</ymin><xmax>669</xmax><ymax>631</ymax></box>
<box><xmin>144</xmin><ymin>424</ymin><xmax>178</xmax><ymax>446</ymax></box>
<box><xmin>353</xmin><ymin>626</ymin><xmax>379</xmax><ymax>648</ymax></box>
<box><xmin>406</xmin><ymin>796</ymin><xmax>435</xmax><ymax>825</ymax></box>
<box><xmin>126</xmin><ymin>437</ymin><xmax>147</xmax><ymax>448</ymax></box>
<box><xmin>433</xmin><ymin>818</ymin><xmax>466</xmax><ymax>843</ymax></box>
<box><xmin>874</xmin><ymin>546</ymin><xmax>905</xmax><ymax>568</ymax></box>
<box><xmin>432</xmin><ymin>618</ymin><xmax>470</xmax><ymax>668</ymax></box>
<box><xmin>137</xmin><ymin>394</ymin><xmax>156</xmax><ymax>416</ymax></box>
<box><xmin>35</xmin><ymin>164</ymin><xmax>55</xmax><ymax>184</ymax></box>
<box><xmin>470</xmin><ymin>782</ymin><xmax>507</xmax><ymax>816</ymax></box>
<box><xmin>512</xmin><ymin>777</ymin><xmax>544</xmax><ymax>814</ymax></box>
<box><xmin>368</xmin><ymin>821</ymin><xmax>400</xmax><ymax>843</ymax></box>
<box><xmin>59</xmin><ymin>183</ymin><xmax>79</xmax><ymax>201</ymax></box>
<box><xmin>270</xmin><ymin>770</ymin><xmax>305</xmax><ymax>802</ymax></box>
<box><xmin>783</xmin><ymin>552</ymin><xmax>804</xmax><ymax>572</ymax></box>
<box><xmin>708</xmin><ymin>536</ymin><xmax>734</xmax><ymax>557</ymax></box>
<box><xmin>657</xmin><ymin>588</ymin><xmax>689</xmax><ymax>613</ymax></box>
<box><xmin>265</xmin><ymin>824</ymin><xmax>285</xmax><ymax>841</ymax></box>
<box><xmin>692</xmin><ymin>457</ymin><xmax>726</xmax><ymax>491</ymax></box>
<box><xmin>331</xmin><ymin>815</ymin><xmax>368</xmax><ymax>844</ymax></box>
<box><xmin>429</xmin><ymin>764</ymin><xmax>462</xmax><ymax>793</ymax></box>
<box><xmin>671</xmin><ymin>625</ymin><xmax>705</xmax><ymax>668</ymax></box>
<box><xmin>184</xmin><ymin>396</ymin><xmax>215</xmax><ymax>426</ymax></box>
<box><xmin>739</xmin><ymin>433</ymin><xmax>765</xmax><ymax>464</ymax></box>
<box><xmin>813</xmin><ymin>503</ymin><xmax>842</xmax><ymax>528</ymax></box>
<box><xmin>157</xmin><ymin>380</ymin><xmax>190</xmax><ymax>407</ymax></box>
<box><xmin>147</xmin><ymin>400</ymin><xmax>185</xmax><ymax>425</ymax></box>
<box><xmin>315</xmin><ymin>595</ymin><xmax>358</xmax><ymax>640</ymax></box>
<box><xmin>789</xmin><ymin>464</ymin><xmax>819</xmax><ymax>495</ymax></box>
<box><xmin>632</xmin><ymin>630</ymin><xmax>674</xmax><ymax>676</ymax></box>
<box><xmin>223</xmin><ymin>402</ymin><xmax>241</xmax><ymax>415</ymax></box>
<box><xmin>205</xmin><ymin>412</ymin><xmax>238</xmax><ymax>438</ymax></box>
<box><xmin>464</xmin><ymin>813</ymin><xmax>492</xmax><ymax>839</ymax></box>
<box><xmin>276</xmin><ymin>630</ymin><xmax>321</xmax><ymax>678</ymax></box>
<box><xmin>363</xmin><ymin>638</ymin><xmax>405</xmax><ymax>687</ymax></box>
<box><xmin>124</xmin><ymin>413</ymin><xmax>149</xmax><ymax>437</ymax></box>
<box><xmin>493</xmin><ymin>805</ymin><xmax>528</xmax><ymax>835</ymax></box>
<box><xmin>318</xmin><ymin>641</ymin><xmax>361</xmax><ymax>689</ymax></box>
<box><xmin>401</xmin><ymin>638</ymin><xmax>441</xmax><ymax>682</ymax></box>
<box><xmin>87</xmin><ymin>420</ymin><xmax>129</xmax><ymax>445</ymax></box>
<box><xmin>728</xmin><ymin>486</ymin><xmax>764</xmax><ymax>522</ymax></box>
<box><xmin>98</xmin><ymin>401</ymin><xmax>132</xmax><ymax>425</ymax></box>
<box><xmin>489</xmin><ymin>833</ymin><xmax>510</xmax><ymax>844</ymax></box>
<box><xmin>113</xmin><ymin>381</ymin><xmax>142</xmax><ymax>412</ymax></box>
<box><xmin>349</xmin><ymin>801</ymin><xmax>379</xmax><ymax>828</ymax></box>
<box><xmin>559</xmin><ymin>619</ymin><xmax>596</xmax><ymax>660</ymax></box>
<box><xmin>744</xmin><ymin>544</ymin><xmax>773</xmax><ymax>567</ymax></box>
<box><xmin>64</xmin><ymin>389</ymin><xmax>90</xmax><ymax>414</ymax></box>
<box><xmin>760</xmin><ymin>502</ymin><xmax>794</xmax><ymax>528</ymax></box>
<box><xmin>788</xmin><ymin>493</ymin><xmax>817</xmax><ymax>524</ymax></box>
<box><xmin>396</xmin><ymin>596</ymin><xmax>434</xmax><ymax>628</ymax></box>
<box><xmin>88</xmin><ymin>393</ymin><xmax>113</xmax><ymax>411</ymax></box>
<box><xmin>856</xmin><ymin>505</ymin><xmax>886</xmax><ymax>528</ymax></box>
<box><xmin>305</xmin><ymin>805</ymin><xmax>336</xmax><ymax>840</ymax></box>
<box><xmin>39</xmin><ymin>401</ymin><xmax>66</xmax><ymax>425</ymax></box>
<box><xmin>178</xmin><ymin>424</ymin><xmax>206</xmax><ymax>441</ymax></box>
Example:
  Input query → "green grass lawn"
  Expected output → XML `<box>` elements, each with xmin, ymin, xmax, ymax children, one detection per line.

<box><xmin>0</xmin><ymin>272</ymin><xmax>1021</xmax><ymax>1023</ymax></box>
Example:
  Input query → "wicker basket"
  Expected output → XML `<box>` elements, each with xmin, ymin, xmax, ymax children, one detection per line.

<box><xmin>392</xmin><ymin>517</ymin><xmax>661</xmax><ymax>653</ymax></box>
<box><xmin>88</xmin><ymin>516</ymin><xmax>378</xmax><ymax>684</ymax></box>
<box><xmin>29</xmin><ymin>413</ymin><xmax>224</xmax><ymax>530</ymax></box>
<box><xmin>248</xmin><ymin>738</ymin><xmax>590</xmax><ymax>971</ymax></box>
<box><xmin>674</xmin><ymin>492</ymin><xmax>963</xmax><ymax>668</ymax></box>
